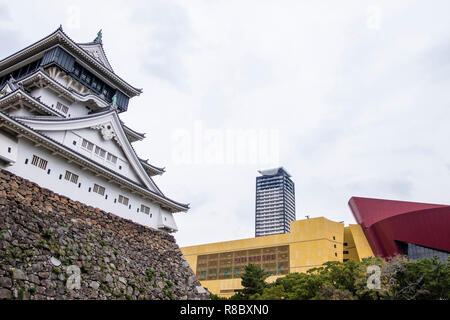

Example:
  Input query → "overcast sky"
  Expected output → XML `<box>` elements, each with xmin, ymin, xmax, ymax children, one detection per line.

<box><xmin>1</xmin><ymin>0</ymin><xmax>449</xmax><ymax>247</ymax></box>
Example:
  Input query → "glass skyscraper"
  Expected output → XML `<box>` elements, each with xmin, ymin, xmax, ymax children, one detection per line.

<box><xmin>255</xmin><ymin>167</ymin><xmax>295</xmax><ymax>237</ymax></box>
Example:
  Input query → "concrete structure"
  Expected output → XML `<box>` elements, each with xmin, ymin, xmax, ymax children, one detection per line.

<box><xmin>181</xmin><ymin>217</ymin><xmax>374</xmax><ymax>297</ymax></box>
<box><xmin>0</xmin><ymin>27</ymin><xmax>189</xmax><ymax>233</ymax></box>
<box><xmin>255</xmin><ymin>167</ymin><xmax>295</xmax><ymax>237</ymax></box>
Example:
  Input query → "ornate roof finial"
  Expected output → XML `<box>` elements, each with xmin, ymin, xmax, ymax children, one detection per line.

<box><xmin>94</xmin><ymin>29</ymin><xmax>103</xmax><ymax>43</ymax></box>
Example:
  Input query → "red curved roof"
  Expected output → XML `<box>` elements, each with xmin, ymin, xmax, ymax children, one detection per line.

<box><xmin>348</xmin><ymin>197</ymin><xmax>450</xmax><ymax>258</ymax></box>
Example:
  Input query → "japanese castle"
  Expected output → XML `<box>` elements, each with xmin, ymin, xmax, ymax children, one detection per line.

<box><xmin>0</xmin><ymin>27</ymin><xmax>188</xmax><ymax>233</ymax></box>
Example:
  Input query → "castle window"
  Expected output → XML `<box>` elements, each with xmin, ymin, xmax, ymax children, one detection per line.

<box><xmin>140</xmin><ymin>204</ymin><xmax>150</xmax><ymax>215</ymax></box>
<box><xmin>56</xmin><ymin>102</ymin><xmax>69</xmax><ymax>114</ymax></box>
<box><xmin>81</xmin><ymin>139</ymin><xmax>94</xmax><ymax>151</ymax></box>
<box><xmin>106</xmin><ymin>153</ymin><xmax>117</xmax><ymax>164</ymax></box>
<box><xmin>93</xmin><ymin>183</ymin><xmax>105</xmax><ymax>196</ymax></box>
<box><xmin>118</xmin><ymin>195</ymin><xmax>129</xmax><ymax>206</ymax></box>
<box><xmin>73</xmin><ymin>65</ymin><xmax>81</xmax><ymax>77</ymax></box>
<box><xmin>31</xmin><ymin>155</ymin><xmax>48</xmax><ymax>170</ymax></box>
<box><xmin>343</xmin><ymin>251</ymin><xmax>349</xmax><ymax>255</ymax></box>
<box><xmin>94</xmin><ymin>146</ymin><xmax>106</xmax><ymax>158</ymax></box>
<box><xmin>64</xmin><ymin>170</ymin><xmax>79</xmax><ymax>184</ymax></box>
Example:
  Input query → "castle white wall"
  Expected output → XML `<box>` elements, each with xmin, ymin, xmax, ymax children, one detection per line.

<box><xmin>0</xmin><ymin>131</ymin><xmax>18</xmax><ymax>164</ymax></box>
<box><xmin>40</xmin><ymin>127</ymin><xmax>142</xmax><ymax>187</ymax></box>
<box><xmin>30</xmin><ymin>87</ymin><xmax>91</xmax><ymax>118</ymax></box>
<box><xmin>0</xmin><ymin>137</ymin><xmax>178</xmax><ymax>232</ymax></box>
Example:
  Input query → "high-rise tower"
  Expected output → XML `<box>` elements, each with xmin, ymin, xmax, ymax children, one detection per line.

<box><xmin>255</xmin><ymin>167</ymin><xmax>295</xmax><ymax>237</ymax></box>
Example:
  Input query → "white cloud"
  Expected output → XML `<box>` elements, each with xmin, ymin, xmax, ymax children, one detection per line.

<box><xmin>2</xmin><ymin>0</ymin><xmax>450</xmax><ymax>247</ymax></box>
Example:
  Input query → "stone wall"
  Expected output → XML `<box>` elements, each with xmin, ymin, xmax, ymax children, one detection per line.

<box><xmin>0</xmin><ymin>169</ymin><xmax>209</xmax><ymax>300</ymax></box>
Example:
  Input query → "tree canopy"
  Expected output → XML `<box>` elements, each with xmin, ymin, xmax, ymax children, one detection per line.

<box><xmin>223</xmin><ymin>256</ymin><xmax>449</xmax><ymax>300</ymax></box>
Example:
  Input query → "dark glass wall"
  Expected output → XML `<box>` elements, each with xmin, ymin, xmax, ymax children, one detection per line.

<box><xmin>41</xmin><ymin>47</ymin><xmax>130</xmax><ymax>111</ymax></box>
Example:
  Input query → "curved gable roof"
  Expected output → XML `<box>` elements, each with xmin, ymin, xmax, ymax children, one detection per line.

<box><xmin>77</xmin><ymin>41</ymin><xmax>114</xmax><ymax>72</ymax></box>
<box><xmin>15</xmin><ymin>109</ymin><xmax>163</xmax><ymax>195</ymax></box>
<box><xmin>0</xmin><ymin>26</ymin><xmax>142</xmax><ymax>97</ymax></box>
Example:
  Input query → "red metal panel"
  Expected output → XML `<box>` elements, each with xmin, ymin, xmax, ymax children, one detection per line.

<box><xmin>348</xmin><ymin>197</ymin><xmax>450</xmax><ymax>258</ymax></box>
<box><xmin>349</xmin><ymin>196</ymin><xmax>446</xmax><ymax>228</ymax></box>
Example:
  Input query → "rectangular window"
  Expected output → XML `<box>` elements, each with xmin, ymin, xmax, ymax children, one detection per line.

<box><xmin>106</xmin><ymin>153</ymin><xmax>118</xmax><ymax>164</ymax></box>
<box><xmin>64</xmin><ymin>170</ymin><xmax>78</xmax><ymax>184</ymax></box>
<box><xmin>93</xmin><ymin>184</ymin><xmax>105</xmax><ymax>196</ymax></box>
<box><xmin>81</xmin><ymin>139</ymin><xmax>94</xmax><ymax>151</ymax></box>
<box><xmin>94</xmin><ymin>146</ymin><xmax>106</xmax><ymax>158</ymax></box>
<box><xmin>140</xmin><ymin>204</ymin><xmax>150</xmax><ymax>215</ymax></box>
<box><xmin>118</xmin><ymin>195</ymin><xmax>129</xmax><ymax>206</ymax></box>
<box><xmin>31</xmin><ymin>155</ymin><xmax>48</xmax><ymax>170</ymax></box>
<box><xmin>56</xmin><ymin>102</ymin><xmax>69</xmax><ymax>114</ymax></box>
<box><xmin>343</xmin><ymin>251</ymin><xmax>349</xmax><ymax>255</ymax></box>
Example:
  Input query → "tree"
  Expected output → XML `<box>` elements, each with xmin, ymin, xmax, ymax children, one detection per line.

<box><xmin>225</xmin><ymin>256</ymin><xmax>449</xmax><ymax>300</ymax></box>
<box><xmin>254</xmin><ymin>285</ymin><xmax>286</xmax><ymax>300</ymax></box>
<box><xmin>233</xmin><ymin>264</ymin><xmax>269</xmax><ymax>300</ymax></box>
<box><xmin>314</xmin><ymin>286</ymin><xmax>355</xmax><ymax>300</ymax></box>
<box><xmin>392</xmin><ymin>256</ymin><xmax>450</xmax><ymax>300</ymax></box>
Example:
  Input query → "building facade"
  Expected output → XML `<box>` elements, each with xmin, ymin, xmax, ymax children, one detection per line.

<box><xmin>255</xmin><ymin>167</ymin><xmax>295</xmax><ymax>237</ymax></box>
<box><xmin>349</xmin><ymin>197</ymin><xmax>450</xmax><ymax>262</ymax></box>
<box><xmin>0</xmin><ymin>27</ymin><xmax>189</xmax><ymax>233</ymax></box>
<box><xmin>182</xmin><ymin>196</ymin><xmax>450</xmax><ymax>297</ymax></box>
<box><xmin>181</xmin><ymin>217</ymin><xmax>374</xmax><ymax>297</ymax></box>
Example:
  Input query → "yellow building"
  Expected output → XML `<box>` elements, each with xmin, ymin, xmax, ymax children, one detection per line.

<box><xmin>181</xmin><ymin>217</ymin><xmax>374</xmax><ymax>297</ymax></box>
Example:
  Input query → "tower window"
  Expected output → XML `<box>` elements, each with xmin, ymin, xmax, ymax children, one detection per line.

<box><xmin>64</xmin><ymin>170</ymin><xmax>79</xmax><ymax>184</ymax></box>
<box><xmin>106</xmin><ymin>153</ymin><xmax>117</xmax><ymax>164</ymax></box>
<box><xmin>81</xmin><ymin>139</ymin><xmax>94</xmax><ymax>151</ymax></box>
<box><xmin>31</xmin><ymin>155</ymin><xmax>48</xmax><ymax>170</ymax></box>
<box><xmin>55</xmin><ymin>102</ymin><xmax>69</xmax><ymax>114</ymax></box>
<box><xmin>94</xmin><ymin>146</ymin><xmax>106</xmax><ymax>158</ymax></box>
<box><xmin>118</xmin><ymin>195</ymin><xmax>129</xmax><ymax>206</ymax></box>
<box><xmin>140</xmin><ymin>204</ymin><xmax>150</xmax><ymax>215</ymax></box>
<box><xmin>93</xmin><ymin>184</ymin><xmax>105</xmax><ymax>196</ymax></box>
